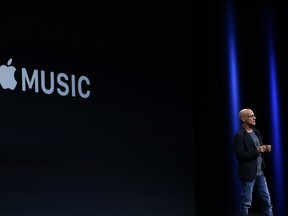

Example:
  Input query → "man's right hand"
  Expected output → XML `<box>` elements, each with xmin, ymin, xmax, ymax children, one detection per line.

<box><xmin>257</xmin><ymin>145</ymin><xmax>266</xmax><ymax>153</ymax></box>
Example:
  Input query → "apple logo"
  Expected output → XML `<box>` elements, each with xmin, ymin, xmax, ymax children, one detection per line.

<box><xmin>0</xmin><ymin>58</ymin><xmax>17</xmax><ymax>90</ymax></box>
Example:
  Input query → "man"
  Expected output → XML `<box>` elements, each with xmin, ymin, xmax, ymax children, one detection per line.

<box><xmin>233</xmin><ymin>108</ymin><xmax>273</xmax><ymax>216</ymax></box>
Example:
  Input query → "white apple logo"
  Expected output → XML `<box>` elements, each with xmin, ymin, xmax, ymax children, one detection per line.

<box><xmin>0</xmin><ymin>58</ymin><xmax>17</xmax><ymax>90</ymax></box>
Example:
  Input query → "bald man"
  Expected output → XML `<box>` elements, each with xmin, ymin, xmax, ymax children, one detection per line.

<box><xmin>233</xmin><ymin>108</ymin><xmax>273</xmax><ymax>216</ymax></box>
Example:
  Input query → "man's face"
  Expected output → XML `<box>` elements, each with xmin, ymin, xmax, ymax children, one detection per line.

<box><xmin>243</xmin><ymin>110</ymin><xmax>256</xmax><ymax>126</ymax></box>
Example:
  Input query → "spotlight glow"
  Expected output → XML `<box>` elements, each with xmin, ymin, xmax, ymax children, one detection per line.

<box><xmin>226</xmin><ymin>2</ymin><xmax>241</xmax><ymax>213</ymax></box>
<box><xmin>267</xmin><ymin>25</ymin><xmax>285</xmax><ymax>216</ymax></box>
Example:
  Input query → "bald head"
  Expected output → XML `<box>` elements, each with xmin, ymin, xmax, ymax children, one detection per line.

<box><xmin>239</xmin><ymin>108</ymin><xmax>253</xmax><ymax>120</ymax></box>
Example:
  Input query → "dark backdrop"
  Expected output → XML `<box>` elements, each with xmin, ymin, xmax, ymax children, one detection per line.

<box><xmin>0</xmin><ymin>2</ymin><xmax>193</xmax><ymax>216</ymax></box>
<box><xmin>196</xmin><ymin>1</ymin><xmax>288</xmax><ymax>215</ymax></box>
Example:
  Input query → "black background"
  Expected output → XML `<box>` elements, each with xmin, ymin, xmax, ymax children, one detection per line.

<box><xmin>0</xmin><ymin>2</ymin><xmax>192</xmax><ymax>216</ymax></box>
<box><xmin>196</xmin><ymin>0</ymin><xmax>288</xmax><ymax>215</ymax></box>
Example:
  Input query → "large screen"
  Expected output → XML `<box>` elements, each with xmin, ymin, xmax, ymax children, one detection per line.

<box><xmin>0</xmin><ymin>2</ymin><xmax>192</xmax><ymax>215</ymax></box>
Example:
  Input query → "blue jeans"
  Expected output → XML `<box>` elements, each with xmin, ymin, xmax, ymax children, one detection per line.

<box><xmin>239</xmin><ymin>175</ymin><xmax>273</xmax><ymax>216</ymax></box>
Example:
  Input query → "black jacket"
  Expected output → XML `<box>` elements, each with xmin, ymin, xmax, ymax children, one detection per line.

<box><xmin>233</xmin><ymin>126</ymin><xmax>267</xmax><ymax>180</ymax></box>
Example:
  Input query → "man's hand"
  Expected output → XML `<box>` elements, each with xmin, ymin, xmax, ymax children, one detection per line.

<box><xmin>257</xmin><ymin>145</ymin><xmax>266</xmax><ymax>153</ymax></box>
<box><xmin>264</xmin><ymin>145</ymin><xmax>272</xmax><ymax>152</ymax></box>
<box><xmin>257</xmin><ymin>145</ymin><xmax>271</xmax><ymax>153</ymax></box>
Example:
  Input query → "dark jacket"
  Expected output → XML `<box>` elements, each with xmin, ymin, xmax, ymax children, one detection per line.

<box><xmin>233</xmin><ymin>126</ymin><xmax>267</xmax><ymax>180</ymax></box>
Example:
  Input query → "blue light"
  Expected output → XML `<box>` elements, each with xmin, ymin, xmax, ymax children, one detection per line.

<box><xmin>226</xmin><ymin>1</ymin><xmax>241</xmax><ymax>214</ymax></box>
<box><xmin>226</xmin><ymin>1</ymin><xmax>285</xmax><ymax>215</ymax></box>
<box><xmin>266</xmin><ymin>16</ymin><xmax>285</xmax><ymax>215</ymax></box>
